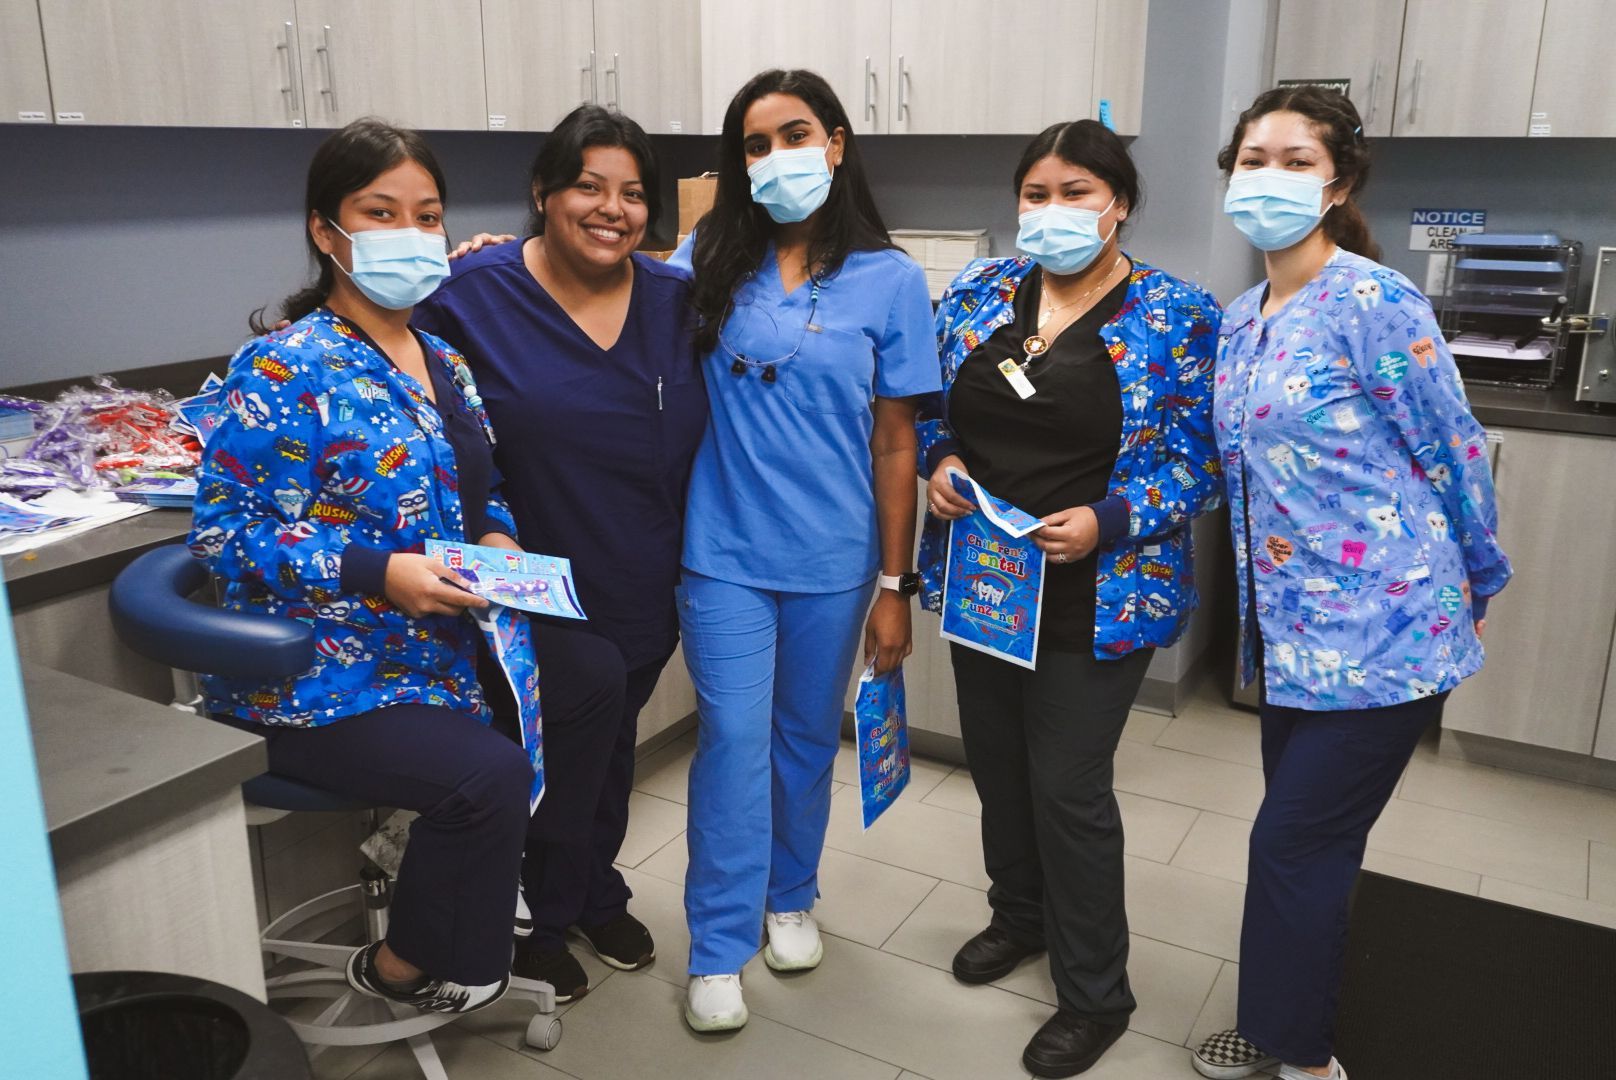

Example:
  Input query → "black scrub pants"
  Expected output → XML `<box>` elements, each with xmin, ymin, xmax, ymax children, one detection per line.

<box><xmin>950</xmin><ymin>642</ymin><xmax>1154</xmax><ymax>1023</ymax></box>
<box><xmin>481</xmin><ymin>621</ymin><xmax>668</xmax><ymax>951</ymax></box>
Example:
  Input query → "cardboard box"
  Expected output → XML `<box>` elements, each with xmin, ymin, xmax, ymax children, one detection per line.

<box><xmin>678</xmin><ymin>173</ymin><xmax>718</xmax><ymax>235</ymax></box>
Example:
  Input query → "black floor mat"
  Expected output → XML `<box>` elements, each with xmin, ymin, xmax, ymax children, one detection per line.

<box><xmin>1333</xmin><ymin>871</ymin><xmax>1615</xmax><ymax>1079</ymax></box>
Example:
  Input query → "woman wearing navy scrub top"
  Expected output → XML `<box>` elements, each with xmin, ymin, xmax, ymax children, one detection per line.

<box><xmin>413</xmin><ymin>106</ymin><xmax>707</xmax><ymax>1002</ymax></box>
<box><xmin>668</xmin><ymin>69</ymin><xmax>941</xmax><ymax>1033</ymax></box>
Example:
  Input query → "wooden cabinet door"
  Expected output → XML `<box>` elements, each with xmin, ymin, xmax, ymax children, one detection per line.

<box><xmin>1529</xmin><ymin>0</ymin><xmax>1616</xmax><ymax>137</ymax></box>
<box><xmin>1093</xmin><ymin>0</ymin><xmax>1147</xmax><ymax>137</ymax></box>
<box><xmin>1444</xmin><ymin>428</ymin><xmax>1616</xmax><ymax>754</ymax></box>
<box><xmin>593</xmin><ymin>0</ymin><xmax>701</xmax><ymax>135</ymax></box>
<box><xmin>887</xmin><ymin>0</ymin><xmax>1097</xmax><ymax>135</ymax></box>
<box><xmin>481</xmin><ymin>0</ymin><xmax>597</xmax><ymax>132</ymax></box>
<box><xmin>699</xmin><ymin>0</ymin><xmax>890</xmax><ymax>135</ymax></box>
<box><xmin>1272</xmin><ymin>0</ymin><xmax>1406</xmax><ymax>138</ymax></box>
<box><xmin>1393</xmin><ymin>0</ymin><xmax>1544</xmax><ymax>136</ymax></box>
<box><xmin>295</xmin><ymin>0</ymin><xmax>487</xmax><ymax>130</ymax></box>
<box><xmin>37</xmin><ymin>0</ymin><xmax>303</xmax><ymax>126</ymax></box>
<box><xmin>1</xmin><ymin>0</ymin><xmax>54</xmax><ymax>122</ymax></box>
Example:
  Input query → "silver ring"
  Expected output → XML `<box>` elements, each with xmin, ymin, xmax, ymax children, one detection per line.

<box><xmin>1055</xmin><ymin>552</ymin><xmax>1068</xmax><ymax>563</ymax></box>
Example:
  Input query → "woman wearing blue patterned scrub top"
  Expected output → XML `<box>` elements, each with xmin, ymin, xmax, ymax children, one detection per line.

<box><xmin>1191</xmin><ymin>88</ymin><xmax>1511</xmax><ymax>1080</ymax></box>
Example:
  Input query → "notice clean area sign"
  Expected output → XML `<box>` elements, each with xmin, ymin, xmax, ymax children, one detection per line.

<box><xmin>1410</xmin><ymin>208</ymin><xmax>1486</xmax><ymax>251</ymax></box>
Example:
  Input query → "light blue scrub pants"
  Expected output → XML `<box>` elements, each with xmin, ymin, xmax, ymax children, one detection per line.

<box><xmin>676</xmin><ymin>569</ymin><xmax>876</xmax><ymax>975</ymax></box>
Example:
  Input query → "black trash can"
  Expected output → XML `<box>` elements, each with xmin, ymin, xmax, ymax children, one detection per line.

<box><xmin>73</xmin><ymin>971</ymin><xmax>311</xmax><ymax>1080</ymax></box>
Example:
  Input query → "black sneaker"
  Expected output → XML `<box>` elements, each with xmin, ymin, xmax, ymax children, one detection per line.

<box><xmin>1191</xmin><ymin>1029</ymin><xmax>1280</xmax><ymax>1079</ymax></box>
<box><xmin>573</xmin><ymin>912</ymin><xmax>656</xmax><ymax>971</ymax></box>
<box><xmin>345</xmin><ymin>942</ymin><xmax>508</xmax><ymax>1015</ymax></box>
<box><xmin>952</xmin><ymin>925</ymin><xmax>1045</xmax><ymax>984</ymax></box>
<box><xmin>513</xmin><ymin>941</ymin><xmax>590</xmax><ymax>1002</ymax></box>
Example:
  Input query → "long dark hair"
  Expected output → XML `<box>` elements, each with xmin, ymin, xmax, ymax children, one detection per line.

<box><xmin>251</xmin><ymin>118</ymin><xmax>448</xmax><ymax>334</ymax></box>
<box><xmin>1217</xmin><ymin>85</ymin><xmax>1379</xmax><ymax>260</ymax></box>
<box><xmin>526</xmin><ymin>104</ymin><xmax>662</xmax><ymax>237</ymax></box>
<box><xmin>689</xmin><ymin>69</ymin><xmax>894</xmax><ymax>354</ymax></box>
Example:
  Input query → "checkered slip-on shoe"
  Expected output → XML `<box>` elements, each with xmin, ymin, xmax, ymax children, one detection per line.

<box><xmin>1191</xmin><ymin>1029</ymin><xmax>1280</xmax><ymax>1079</ymax></box>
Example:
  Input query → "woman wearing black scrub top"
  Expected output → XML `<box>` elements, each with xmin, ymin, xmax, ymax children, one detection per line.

<box><xmin>413</xmin><ymin>105</ymin><xmax>707</xmax><ymax>1001</ymax></box>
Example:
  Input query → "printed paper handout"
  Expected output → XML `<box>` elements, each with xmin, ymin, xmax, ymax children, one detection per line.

<box><xmin>426</xmin><ymin>538</ymin><xmax>588</xmax><ymax>621</ymax></box>
<box><xmin>939</xmin><ymin>470</ymin><xmax>1045</xmax><ymax>670</ymax></box>
<box><xmin>854</xmin><ymin>660</ymin><xmax>910</xmax><ymax>830</ymax></box>
<box><xmin>477</xmin><ymin>605</ymin><xmax>544</xmax><ymax>811</ymax></box>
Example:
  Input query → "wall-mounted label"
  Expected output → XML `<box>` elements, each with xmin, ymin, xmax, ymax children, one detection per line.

<box><xmin>488</xmin><ymin>114</ymin><xmax>507</xmax><ymax>129</ymax></box>
<box><xmin>1277</xmin><ymin>77</ymin><xmax>1350</xmax><ymax>97</ymax></box>
<box><xmin>1409</xmin><ymin>208</ymin><xmax>1486</xmax><ymax>252</ymax></box>
<box><xmin>1529</xmin><ymin>122</ymin><xmax>1551</xmax><ymax>137</ymax></box>
<box><xmin>55</xmin><ymin>111</ymin><xmax>84</xmax><ymax>122</ymax></box>
<box><xmin>16</xmin><ymin>111</ymin><xmax>48</xmax><ymax>123</ymax></box>
<box><xmin>668</xmin><ymin>119</ymin><xmax>683</xmax><ymax>133</ymax></box>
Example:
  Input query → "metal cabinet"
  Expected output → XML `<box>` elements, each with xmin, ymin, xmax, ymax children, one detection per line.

<box><xmin>1444</xmin><ymin>427</ymin><xmax>1616</xmax><ymax>754</ymax></box>
<box><xmin>35</xmin><ymin>0</ymin><xmax>305</xmax><ymax>127</ymax></box>
<box><xmin>1</xmin><ymin>0</ymin><xmax>54</xmax><ymax>123</ymax></box>
<box><xmin>1272</xmin><ymin>0</ymin><xmax>1406</xmax><ymax>138</ymax></box>
<box><xmin>1529</xmin><ymin>0</ymin><xmax>1616</xmax><ymax>137</ymax></box>
<box><xmin>293</xmin><ymin>0</ymin><xmax>487</xmax><ymax>130</ymax></box>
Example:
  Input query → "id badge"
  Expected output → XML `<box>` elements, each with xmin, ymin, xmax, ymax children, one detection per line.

<box><xmin>997</xmin><ymin>358</ymin><xmax>1036</xmax><ymax>400</ymax></box>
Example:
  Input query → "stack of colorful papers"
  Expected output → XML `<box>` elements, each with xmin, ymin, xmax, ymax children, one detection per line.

<box><xmin>114</xmin><ymin>476</ymin><xmax>198</xmax><ymax>508</ymax></box>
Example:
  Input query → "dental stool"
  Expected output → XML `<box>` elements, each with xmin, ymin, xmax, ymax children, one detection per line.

<box><xmin>108</xmin><ymin>545</ymin><xmax>561</xmax><ymax>1079</ymax></box>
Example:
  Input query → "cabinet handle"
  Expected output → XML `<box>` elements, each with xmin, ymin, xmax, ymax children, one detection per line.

<box><xmin>1406</xmin><ymin>58</ymin><xmax>1422</xmax><ymax>126</ymax></box>
<box><xmin>898</xmin><ymin>54</ymin><xmax>911</xmax><ymax>122</ymax></box>
<box><xmin>605</xmin><ymin>53</ymin><xmax>620</xmax><ymax>111</ymax></box>
<box><xmin>1364</xmin><ymin>57</ymin><xmax>1379</xmax><ymax>126</ymax></box>
<box><xmin>276</xmin><ymin>21</ymin><xmax>300</xmax><ymax>119</ymax></box>
<box><xmin>863</xmin><ymin>56</ymin><xmax>875</xmax><ymax>122</ymax></box>
<box><xmin>316</xmin><ymin>25</ymin><xmax>338</xmax><ymax>115</ymax></box>
<box><xmin>581</xmin><ymin>51</ymin><xmax>598</xmax><ymax>104</ymax></box>
<box><xmin>1485</xmin><ymin>430</ymin><xmax>1503</xmax><ymax>475</ymax></box>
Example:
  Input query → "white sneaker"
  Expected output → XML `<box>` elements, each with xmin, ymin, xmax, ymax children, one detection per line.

<box><xmin>685</xmin><ymin>974</ymin><xmax>747</xmax><ymax>1032</ymax></box>
<box><xmin>1279</xmin><ymin>1061</ymin><xmax>1346</xmax><ymax>1080</ymax></box>
<box><xmin>763</xmin><ymin>910</ymin><xmax>824</xmax><ymax>971</ymax></box>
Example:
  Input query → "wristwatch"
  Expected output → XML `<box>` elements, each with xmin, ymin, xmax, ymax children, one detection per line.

<box><xmin>878</xmin><ymin>572</ymin><xmax>921</xmax><ymax>597</ymax></box>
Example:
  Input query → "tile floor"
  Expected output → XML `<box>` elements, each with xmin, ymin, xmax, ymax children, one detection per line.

<box><xmin>310</xmin><ymin>677</ymin><xmax>1616</xmax><ymax>1079</ymax></box>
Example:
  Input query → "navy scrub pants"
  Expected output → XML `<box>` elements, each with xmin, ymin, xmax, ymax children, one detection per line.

<box><xmin>950</xmin><ymin>642</ymin><xmax>1154</xmax><ymax>1024</ymax></box>
<box><xmin>239</xmin><ymin>704</ymin><xmax>533</xmax><ymax>987</ymax></box>
<box><xmin>1238</xmin><ymin>690</ymin><xmax>1447</xmax><ymax>1066</ymax></box>
<box><xmin>479</xmin><ymin>620</ymin><xmax>638</xmax><ymax>950</ymax></box>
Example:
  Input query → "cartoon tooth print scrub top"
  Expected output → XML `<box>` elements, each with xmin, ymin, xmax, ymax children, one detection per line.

<box><xmin>1213</xmin><ymin>249</ymin><xmax>1511</xmax><ymax>710</ymax></box>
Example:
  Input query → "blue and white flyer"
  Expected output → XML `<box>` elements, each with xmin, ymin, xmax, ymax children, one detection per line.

<box><xmin>426</xmin><ymin>538</ymin><xmax>588</xmax><ymax>621</ymax></box>
<box><xmin>939</xmin><ymin>469</ymin><xmax>1045</xmax><ymax>670</ymax></box>
<box><xmin>476</xmin><ymin>605</ymin><xmax>544</xmax><ymax>812</ymax></box>
<box><xmin>854</xmin><ymin>659</ymin><xmax>909</xmax><ymax>830</ymax></box>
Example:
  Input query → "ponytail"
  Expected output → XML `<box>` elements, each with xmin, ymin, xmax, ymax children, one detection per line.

<box><xmin>1325</xmin><ymin>199</ymin><xmax>1380</xmax><ymax>262</ymax></box>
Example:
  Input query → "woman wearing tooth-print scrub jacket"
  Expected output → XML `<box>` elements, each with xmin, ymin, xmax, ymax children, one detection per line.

<box><xmin>1191</xmin><ymin>87</ymin><xmax>1511</xmax><ymax>1080</ymax></box>
<box><xmin>666</xmin><ymin>68</ymin><xmax>940</xmax><ymax>1034</ymax></box>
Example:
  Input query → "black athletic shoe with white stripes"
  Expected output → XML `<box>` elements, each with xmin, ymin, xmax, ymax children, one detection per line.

<box><xmin>1191</xmin><ymin>1029</ymin><xmax>1280</xmax><ymax>1079</ymax></box>
<box><xmin>346</xmin><ymin>942</ymin><xmax>509</xmax><ymax>1014</ymax></box>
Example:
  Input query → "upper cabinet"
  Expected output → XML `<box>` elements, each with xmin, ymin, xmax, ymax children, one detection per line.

<box><xmin>1092</xmin><ymin>0</ymin><xmax>1148</xmax><ymax>137</ymax></box>
<box><xmin>481</xmin><ymin>0</ymin><xmax>598</xmax><ymax>132</ymax></box>
<box><xmin>886</xmin><ymin>0</ymin><xmax>1097</xmax><ymax>135</ymax></box>
<box><xmin>593</xmin><ymin>0</ymin><xmax>702</xmax><ymax>135</ymax></box>
<box><xmin>293</xmin><ymin>0</ymin><xmax>487</xmax><ymax>130</ymax></box>
<box><xmin>698</xmin><ymin>0</ymin><xmax>891</xmax><ymax>135</ymax></box>
<box><xmin>1273</xmin><ymin>0</ymin><xmax>1572</xmax><ymax>137</ymax></box>
<box><xmin>1273</xmin><ymin>0</ymin><xmax>1405</xmax><ymax>138</ymax></box>
<box><xmin>1529</xmin><ymin>0</ymin><xmax>1616</xmax><ymax>137</ymax></box>
<box><xmin>1</xmin><ymin>0</ymin><xmax>54</xmax><ymax>122</ymax></box>
<box><xmin>35</xmin><ymin>0</ymin><xmax>305</xmax><ymax>126</ymax></box>
<box><xmin>1394</xmin><ymin>0</ymin><xmax>1544</xmax><ymax>137</ymax></box>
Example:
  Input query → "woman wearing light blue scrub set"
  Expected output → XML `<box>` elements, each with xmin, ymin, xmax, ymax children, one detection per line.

<box><xmin>668</xmin><ymin>68</ymin><xmax>941</xmax><ymax>1031</ymax></box>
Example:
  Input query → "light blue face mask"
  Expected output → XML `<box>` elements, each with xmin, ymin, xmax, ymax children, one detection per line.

<box><xmin>747</xmin><ymin>145</ymin><xmax>834</xmax><ymax>224</ymax></box>
<box><xmin>328</xmin><ymin>221</ymin><xmax>451</xmax><ymax>310</ymax></box>
<box><xmin>1016</xmin><ymin>197</ymin><xmax>1118</xmax><ymax>275</ymax></box>
<box><xmin>1223</xmin><ymin>168</ymin><xmax>1337</xmax><ymax>252</ymax></box>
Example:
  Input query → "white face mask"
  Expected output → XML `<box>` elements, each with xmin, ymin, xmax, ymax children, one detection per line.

<box><xmin>747</xmin><ymin>145</ymin><xmax>834</xmax><ymax>224</ymax></box>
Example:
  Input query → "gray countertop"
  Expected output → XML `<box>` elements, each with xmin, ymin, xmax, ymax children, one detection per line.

<box><xmin>3</xmin><ymin>508</ymin><xmax>192</xmax><ymax>608</ymax></box>
<box><xmin>23</xmin><ymin>662</ymin><xmax>265</xmax><ymax>865</ymax></box>
<box><xmin>1467</xmin><ymin>381</ymin><xmax>1616</xmax><ymax>438</ymax></box>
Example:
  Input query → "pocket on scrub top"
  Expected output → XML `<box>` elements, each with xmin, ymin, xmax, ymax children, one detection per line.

<box><xmin>778</xmin><ymin>325</ymin><xmax>876</xmax><ymax>417</ymax></box>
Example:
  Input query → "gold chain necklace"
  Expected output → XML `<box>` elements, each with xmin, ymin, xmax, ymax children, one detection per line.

<box><xmin>1021</xmin><ymin>253</ymin><xmax>1125</xmax><ymax>363</ymax></box>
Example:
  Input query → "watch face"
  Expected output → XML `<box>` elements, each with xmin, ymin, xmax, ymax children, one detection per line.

<box><xmin>899</xmin><ymin>572</ymin><xmax>920</xmax><ymax>596</ymax></box>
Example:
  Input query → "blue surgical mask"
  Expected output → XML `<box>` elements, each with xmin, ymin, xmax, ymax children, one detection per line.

<box><xmin>1016</xmin><ymin>197</ymin><xmax>1118</xmax><ymax>275</ymax></box>
<box><xmin>748</xmin><ymin>145</ymin><xmax>834</xmax><ymax>224</ymax></box>
<box><xmin>1223</xmin><ymin>169</ymin><xmax>1337</xmax><ymax>251</ymax></box>
<box><xmin>327</xmin><ymin>221</ymin><xmax>450</xmax><ymax>309</ymax></box>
